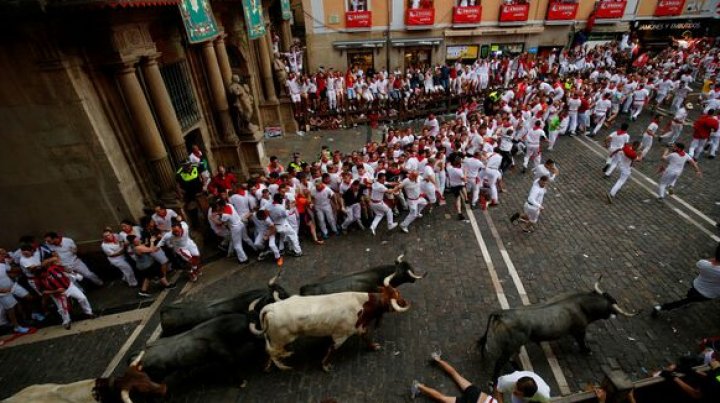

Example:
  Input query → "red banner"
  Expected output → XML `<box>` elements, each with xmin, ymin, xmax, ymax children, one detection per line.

<box><xmin>654</xmin><ymin>0</ymin><xmax>685</xmax><ymax>16</ymax></box>
<box><xmin>546</xmin><ymin>2</ymin><xmax>578</xmax><ymax>20</ymax></box>
<box><xmin>595</xmin><ymin>0</ymin><xmax>627</xmax><ymax>18</ymax></box>
<box><xmin>345</xmin><ymin>11</ymin><xmax>372</xmax><ymax>28</ymax></box>
<box><xmin>453</xmin><ymin>6</ymin><xmax>482</xmax><ymax>24</ymax></box>
<box><xmin>406</xmin><ymin>8</ymin><xmax>435</xmax><ymax>25</ymax></box>
<box><xmin>499</xmin><ymin>4</ymin><xmax>530</xmax><ymax>22</ymax></box>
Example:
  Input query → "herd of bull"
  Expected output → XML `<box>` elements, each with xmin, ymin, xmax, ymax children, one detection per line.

<box><xmin>5</xmin><ymin>255</ymin><xmax>639</xmax><ymax>402</ymax></box>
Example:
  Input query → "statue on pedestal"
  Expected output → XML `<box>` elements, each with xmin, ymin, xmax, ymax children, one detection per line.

<box><xmin>228</xmin><ymin>74</ymin><xmax>260</xmax><ymax>136</ymax></box>
<box><xmin>272</xmin><ymin>52</ymin><xmax>289</xmax><ymax>94</ymax></box>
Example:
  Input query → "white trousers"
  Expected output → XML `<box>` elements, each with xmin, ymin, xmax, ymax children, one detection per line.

<box><xmin>660</xmin><ymin>122</ymin><xmax>683</xmax><ymax>144</ymax></box>
<box><xmin>421</xmin><ymin>181</ymin><xmax>437</xmax><ymax>204</ymax></box>
<box><xmin>314</xmin><ymin>204</ymin><xmax>337</xmax><ymax>236</ymax></box>
<box><xmin>401</xmin><ymin>198</ymin><xmax>428</xmax><ymax>229</ymax></box>
<box><xmin>709</xmin><ymin>135</ymin><xmax>720</xmax><ymax>157</ymax></box>
<box><xmin>523</xmin><ymin>145</ymin><xmax>541</xmax><ymax>169</ymax></box>
<box><xmin>52</xmin><ymin>283</ymin><xmax>93</xmax><ymax>325</ymax></box>
<box><xmin>254</xmin><ymin>232</ymin><xmax>280</xmax><ymax>259</ymax></box>
<box><xmin>481</xmin><ymin>168</ymin><xmax>501</xmax><ymax>203</ymax></box>
<box><xmin>610</xmin><ymin>167</ymin><xmax>631</xmax><ymax>197</ymax></box>
<box><xmin>108</xmin><ymin>258</ymin><xmax>137</xmax><ymax>287</ymax></box>
<box><xmin>68</xmin><ymin>260</ymin><xmax>103</xmax><ymax>286</ymax></box>
<box><xmin>466</xmin><ymin>177</ymin><xmax>480</xmax><ymax>205</ymax></box>
<box><xmin>341</xmin><ymin>204</ymin><xmax>362</xmax><ymax>229</ymax></box>
<box><xmin>548</xmin><ymin>130</ymin><xmax>560</xmax><ymax>150</ymax></box>
<box><xmin>568</xmin><ymin>112</ymin><xmax>578</xmax><ymax>133</ymax></box>
<box><xmin>370</xmin><ymin>201</ymin><xmax>395</xmax><ymax>231</ymax></box>
<box><xmin>229</xmin><ymin>224</ymin><xmax>248</xmax><ymax>262</ymax></box>
<box><xmin>689</xmin><ymin>138</ymin><xmax>708</xmax><ymax>158</ymax></box>
<box><xmin>658</xmin><ymin>169</ymin><xmax>682</xmax><ymax>198</ymax></box>
<box><xmin>276</xmin><ymin>223</ymin><xmax>302</xmax><ymax>254</ymax></box>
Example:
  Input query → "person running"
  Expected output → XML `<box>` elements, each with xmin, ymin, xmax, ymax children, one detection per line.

<box><xmin>411</xmin><ymin>352</ymin><xmax>498</xmax><ymax>403</ymax></box>
<box><xmin>369</xmin><ymin>172</ymin><xmax>399</xmax><ymax>236</ymax></box>
<box><xmin>510</xmin><ymin>175</ymin><xmax>550</xmax><ymax>233</ymax></box>
<box><xmin>657</xmin><ymin>143</ymin><xmax>701</xmax><ymax>199</ymax></box>
<box><xmin>446</xmin><ymin>156</ymin><xmax>468</xmax><ymax>221</ymax></box>
<box><xmin>606</xmin><ymin>141</ymin><xmax>641</xmax><ymax>203</ymax></box>
<box><xmin>603</xmin><ymin>123</ymin><xmax>630</xmax><ymax>176</ymax></box>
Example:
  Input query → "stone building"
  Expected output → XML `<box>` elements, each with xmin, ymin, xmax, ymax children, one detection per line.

<box><xmin>0</xmin><ymin>0</ymin><xmax>297</xmax><ymax>246</ymax></box>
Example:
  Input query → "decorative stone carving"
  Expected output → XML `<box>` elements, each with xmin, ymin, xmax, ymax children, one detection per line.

<box><xmin>229</xmin><ymin>74</ymin><xmax>260</xmax><ymax>135</ymax></box>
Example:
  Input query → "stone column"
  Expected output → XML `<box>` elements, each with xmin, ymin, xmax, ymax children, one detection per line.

<box><xmin>280</xmin><ymin>20</ymin><xmax>292</xmax><ymax>52</ymax></box>
<box><xmin>201</xmin><ymin>41</ymin><xmax>237</xmax><ymax>142</ymax></box>
<box><xmin>214</xmin><ymin>33</ymin><xmax>233</xmax><ymax>86</ymax></box>
<box><xmin>141</xmin><ymin>55</ymin><xmax>187</xmax><ymax>165</ymax></box>
<box><xmin>257</xmin><ymin>32</ymin><xmax>278</xmax><ymax>103</ymax></box>
<box><xmin>116</xmin><ymin>63</ymin><xmax>175</xmax><ymax>192</ymax></box>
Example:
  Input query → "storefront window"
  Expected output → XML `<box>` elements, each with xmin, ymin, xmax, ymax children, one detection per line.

<box><xmin>348</xmin><ymin>0</ymin><xmax>368</xmax><ymax>11</ymax></box>
<box><xmin>347</xmin><ymin>51</ymin><xmax>374</xmax><ymax>72</ymax></box>
<box><xmin>456</xmin><ymin>0</ymin><xmax>479</xmax><ymax>5</ymax></box>
<box><xmin>404</xmin><ymin>47</ymin><xmax>432</xmax><ymax>69</ymax></box>
<box><xmin>489</xmin><ymin>43</ymin><xmax>524</xmax><ymax>56</ymax></box>
<box><xmin>408</xmin><ymin>0</ymin><xmax>434</xmax><ymax>9</ymax></box>
<box><xmin>446</xmin><ymin>45</ymin><xmax>479</xmax><ymax>64</ymax></box>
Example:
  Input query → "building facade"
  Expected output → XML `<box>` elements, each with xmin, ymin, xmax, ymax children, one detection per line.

<box><xmin>300</xmin><ymin>0</ymin><xmax>720</xmax><ymax>72</ymax></box>
<box><xmin>0</xmin><ymin>0</ymin><xmax>297</xmax><ymax>246</ymax></box>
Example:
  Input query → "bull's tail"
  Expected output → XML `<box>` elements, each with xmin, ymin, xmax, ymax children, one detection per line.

<box><xmin>249</xmin><ymin>310</ymin><xmax>268</xmax><ymax>336</ymax></box>
<box><xmin>478</xmin><ymin>313</ymin><xmax>499</xmax><ymax>357</ymax></box>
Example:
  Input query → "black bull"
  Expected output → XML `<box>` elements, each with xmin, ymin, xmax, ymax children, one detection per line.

<box><xmin>299</xmin><ymin>254</ymin><xmax>425</xmax><ymax>295</ymax></box>
<box><xmin>478</xmin><ymin>281</ymin><xmax>636</xmax><ymax>380</ymax></box>
<box><xmin>160</xmin><ymin>276</ymin><xmax>289</xmax><ymax>336</ymax></box>
<box><xmin>141</xmin><ymin>313</ymin><xmax>261</xmax><ymax>381</ymax></box>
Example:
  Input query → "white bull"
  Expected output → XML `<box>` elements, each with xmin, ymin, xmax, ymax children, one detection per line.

<box><xmin>251</xmin><ymin>273</ymin><xmax>410</xmax><ymax>371</ymax></box>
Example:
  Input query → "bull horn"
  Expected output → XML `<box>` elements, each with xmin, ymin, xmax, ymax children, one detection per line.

<box><xmin>249</xmin><ymin>321</ymin><xmax>264</xmax><ymax>336</ymax></box>
<box><xmin>120</xmin><ymin>389</ymin><xmax>132</xmax><ymax>403</ymax></box>
<box><xmin>273</xmin><ymin>290</ymin><xmax>281</xmax><ymax>302</ymax></box>
<box><xmin>396</xmin><ymin>254</ymin><xmax>404</xmax><ymax>263</ymax></box>
<box><xmin>383</xmin><ymin>273</ymin><xmax>396</xmax><ymax>287</ymax></box>
<box><xmin>594</xmin><ymin>276</ymin><xmax>604</xmax><ymax>295</ymax></box>
<box><xmin>390</xmin><ymin>298</ymin><xmax>410</xmax><ymax>312</ymax></box>
<box><xmin>408</xmin><ymin>268</ymin><xmax>426</xmax><ymax>279</ymax></box>
<box><xmin>248</xmin><ymin>298</ymin><xmax>261</xmax><ymax>312</ymax></box>
<box><xmin>130</xmin><ymin>351</ymin><xmax>145</xmax><ymax>368</ymax></box>
<box><xmin>611</xmin><ymin>303</ymin><xmax>638</xmax><ymax>317</ymax></box>
<box><xmin>268</xmin><ymin>268</ymin><xmax>284</xmax><ymax>286</ymax></box>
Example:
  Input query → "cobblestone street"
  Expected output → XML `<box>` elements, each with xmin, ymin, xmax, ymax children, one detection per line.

<box><xmin>2</xmin><ymin>111</ymin><xmax>720</xmax><ymax>402</ymax></box>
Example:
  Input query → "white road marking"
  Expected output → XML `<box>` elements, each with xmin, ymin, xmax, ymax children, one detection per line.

<box><xmin>572</xmin><ymin>136</ymin><xmax>720</xmax><ymax>242</ymax></box>
<box><xmin>482</xmin><ymin>211</ymin><xmax>572</xmax><ymax>395</ymax></box>
<box><xmin>465</xmin><ymin>204</ymin><xmax>534</xmax><ymax>372</ymax></box>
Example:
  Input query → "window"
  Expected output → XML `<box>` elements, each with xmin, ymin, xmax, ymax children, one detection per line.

<box><xmin>347</xmin><ymin>50</ymin><xmax>374</xmax><ymax>72</ymax></box>
<box><xmin>490</xmin><ymin>43</ymin><xmax>524</xmax><ymax>56</ymax></box>
<box><xmin>404</xmin><ymin>47</ymin><xmax>432</xmax><ymax>69</ymax></box>
<box><xmin>456</xmin><ymin>0</ymin><xmax>479</xmax><ymax>5</ymax></box>
<box><xmin>446</xmin><ymin>45</ymin><xmax>479</xmax><ymax>64</ymax></box>
<box><xmin>347</xmin><ymin>0</ymin><xmax>369</xmax><ymax>11</ymax></box>
<box><xmin>160</xmin><ymin>61</ymin><xmax>200</xmax><ymax>132</ymax></box>
<box><xmin>408</xmin><ymin>0</ymin><xmax>433</xmax><ymax>10</ymax></box>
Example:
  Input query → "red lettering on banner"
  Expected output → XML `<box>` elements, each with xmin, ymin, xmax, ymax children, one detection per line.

<box><xmin>595</xmin><ymin>0</ymin><xmax>627</xmax><ymax>19</ymax></box>
<box><xmin>654</xmin><ymin>0</ymin><xmax>686</xmax><ymax>16</ymax></box>
<box><xmin>499</xmin><ymin>4</ymin><xmax>530</xmax><ymax>22</ymax></box>
<box><xmin>346</xmin><ymin>11</ymin><xmax>372</xmax><ymax>28</ymax></box>
<box><xmin>546</xmin><ymin>2</ymin><xmax>579</xmax><ymax>20</ymax></box>
<box><xmin>453</xmin><ymin>6</ymin><xmax>482</xmax><ymax>24</ymax></box>
<box><xmin>406</xmin><ymin>8</ymin><xmax>436</xmax><ymax>26</ymax></box>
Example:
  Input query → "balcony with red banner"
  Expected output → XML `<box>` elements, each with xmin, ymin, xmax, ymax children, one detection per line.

<box><xmin>546</xmin><ymin>1</ymin><xmax>578</xmax><ymax>23</ymax></box>
<box><xmin>654</xmin><ymin>0</ymin><xmax>686</xmax><ymax>16</ymax></box>
<box><xmin>499</xmin><ymin>2</ymin><xmax>530</xmax><ymax>23</ymax></box>
<box><xmin>453</xmin><ymin>6</ymin><xmax>482</xmax><ymax>26</ymax></box>
<box><xmin>595</xmin><ymin>0</ymin><xmax>627</xmax><ymax>19</ymax></box>
<box><xmin>406</xmin><ymin>5</ymin><xmax>436</xmax><ymax>28</ymax></box>
<box><xmin>345</xmin><ymin>11</ymin><xmax>372</xmax><ymax>29</ymax></box>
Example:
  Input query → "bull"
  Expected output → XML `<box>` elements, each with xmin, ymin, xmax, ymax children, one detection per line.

<box><xmin>159</xmin><ymin>271</ymin><xmax>289</xmax><ymax>336</ymax></box>
<box><xmin>478</xmin><ymin>278</ymin><xmax>637</xmax><ymax>380</ymax></box>
<box><xmin>299</xmin><ymin>254</ymin><xmax>425</xmax><ymax>295</ymax></box>
<box><xmin>251</xmin><ymin>273</ymin><xmax>411</xmax><ymax>372</ymax></box>
<box><xmin>140</xmin><ymin>313</ymin><xmax>261</xmax><ymax>381</ymax></box>
<box><xmin>3</xmin><ymin>353</ymin><xmax>166</xmax><ymax>403</ymax></box>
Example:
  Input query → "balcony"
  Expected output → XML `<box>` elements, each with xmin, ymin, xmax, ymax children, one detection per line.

<box><xmin>406</xmin><ymin>7</ymin><xmax>435</xmax><ymax>28</ymax></box>
<box><xmin>499</xmin><ymin>3</ymin><xmax>529</xmax><ymax>23</ymax></box>
<box><xmin>345</xmin><ymin>11</ymin><xmax>372</xmax><ymax>30</ymax></box>
<box><xmin>595</xmin><ymin>0</ymin><xmax>627</xmax><ymax>19</ymax></box>
<box><xmin>452</xmin><ymin>6</ymin><xmax>482</xmax><ymax>26</ymax></box>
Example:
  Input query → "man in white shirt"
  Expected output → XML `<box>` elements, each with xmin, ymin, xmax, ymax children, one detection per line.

<box><xmin>522</xmin><ymin>121</ymin><xmax>545</xmax><ymax>173</ymax></box>
<box><xmin>463</xmin><ymin>151</ymin><xmax>485</xmax><ymax>208</ymax></box>
<box><xmin>657</xmin><ymin>143</ymin><xmax>701</xmax><ymax>199</ymax></box>
<box><xmin>659</xmin><ymin>105</ymin><xmax>687</xmax><ymax>145</ymax></box>
<box><xmin>424</xmin><ymin>113</ymin><xmax>440</xmax><ymax>137</ymax></box>
<box><xmin>567</xmin><ymin>92</ymin><xmax>581</xmax><ymax>135</ymax></box>
<box><xmin>157</xmin><ymin>221</ymin><xmax>201</xmax><ymax>282</ymax></box>
<box><xmin>44</xmin><ymin>232</ymin><xmax>103</xmax><ymax>286</ymax></box>
<box><xmin>397</xmin><ymin>171</ymin><xmax>428</xmax><ymax>233</ymax></box>
<box><xmin>510</xmin><ymin>176</ymin><xmax>549</xmax><ymax>233</ymax></box>
<box><xmin>311</xmin><ymin>182</ymin><xmax>338</xmax><ymax>239</ymax></box>
<box><xmin>603</xmin><ymin>123</ymin><xmax>630</xmax><ymax>176</ymax></box>
<box><xmin>152</xmin><ymin>203</ymin><xmax>180</xmax><ymax>234</ymax></box>
<box><xmin>630</xmin><ymin>85</ymin><xmax>650</xmax><ymax>121</ymax></box>
<box><xmin>101</xmin><ymin>228</ymin><xmax>137</xmax><ymax>287</ymax></box>
<box><xmin>606</xmin><ymin>141</ymin><xmax>641</xmax><ymax>203</ymax></box>
<box><xmin>369</xmin><ymin>173</ymin><xmax>399</xmax><ymax>235</ymax></box>
<box><xmin>211</xmin><ymin>200</ymin><xmax>250</xmax><ymax>264</ymax></box>
<box><xmin>591</xmin><ymin>93</ymin><xmax>612</xmax><ymax>136</ymax></box>
<box><xmin>494</xmin><ymin>370</ymin><xmax>551</xmax><ymax>403</ymax></box>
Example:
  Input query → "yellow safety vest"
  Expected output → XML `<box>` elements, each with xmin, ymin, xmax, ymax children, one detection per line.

<box><xmin>177</xmin><ymin>167</ymin><xmax>199</xmax><ymax>182</ymax></box>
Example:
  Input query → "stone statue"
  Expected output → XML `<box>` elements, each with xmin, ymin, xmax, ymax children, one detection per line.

<box><xmin>272</xmin><ymin>52</ymin><xmax>289</xmax><ymax>92</ymax></box>
<box><xmin>229</xmin><ymin>74</ymin><xmax>259</xmax><ymax>135</ymax></box>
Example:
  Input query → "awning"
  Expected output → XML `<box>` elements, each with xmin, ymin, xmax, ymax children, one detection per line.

<box><xmin>333</xmin><ymin>39</ymin><xmax>385</xmax><ymax>49</ymax></box>
<box><xmin>444</xmin><ymin>25</ymin><xmax>544</xmax><ymax>37</ymax></box>
<box><xmin>592</xmin><ymin>21</ymin><xmax>630</xmax><ymax>32</ymax></box>
<box><xmin>49</xmin><ymin>0</ymin><xmax>180</xmax><ymax>7</ymax></box>
<box><xmin>390</xmin><ymin>37</ymin><xmax>443</xmax><ymax>47</ymax></box>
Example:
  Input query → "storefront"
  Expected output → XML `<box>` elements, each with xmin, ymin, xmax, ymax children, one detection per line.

<box><xmin>446</xmin><ymin>44</ymin><xmax>480</xmax><ymax>64</ymax></box>
<box><xmin>333</xmin><ymin>39</ymin><xmax>385</xmax><ymax>71</ymax></box>
<box><xmin>403</xmin><ymin>47</ymin><xmax>432</xmax><ymax>68</ymax></box>
<box><xmin>347</xmin><ymin>50</ymin><xmax>375</xmax><ymax>71</ymax></box>
<box><xmin>632</xmin><ymin>18</ymin><xmax>719</xmax><ymax>49</ymax></box>
<box><xmin>489</xmin><ymin>42</ymin><xmax>524</xmax><ymax>56</ymax></box>
<box><xmin>390</xmin><ymin>37</ymin><xmax>443</xmax><ymax>69</ymax></box>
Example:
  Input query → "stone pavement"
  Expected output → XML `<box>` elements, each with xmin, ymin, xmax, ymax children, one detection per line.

<box><xmin>2</xmin><ymin>113</ymin><xmax>720</xmax><ymax>401</ymax></box>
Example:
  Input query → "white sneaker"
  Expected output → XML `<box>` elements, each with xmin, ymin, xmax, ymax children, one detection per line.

<box><xmin>371</xmin><ymin>227</ymin><xmax>376</xmax><ymax>236</ymax></box>
<box><xmin>388</xmin><ymin>223</ymin><xmax>398</xmax><ymax>231</ymax></box>
<box><xmin>400</xmin><ymin>226</ymin><xmax>409</xmax><ymax>233</ymax></box>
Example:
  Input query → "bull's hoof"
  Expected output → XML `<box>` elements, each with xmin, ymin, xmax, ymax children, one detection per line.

<box><xmin>322</xmin><ymin>363</ymin><xmax>333</xmax><ymax>372</ymax></box>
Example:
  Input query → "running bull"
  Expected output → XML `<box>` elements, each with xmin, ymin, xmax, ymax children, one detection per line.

<box><xmin>478</xmin><ymin>278</ymin><xmax>637</xmax><ymax>379</ymax></box>
<box><xmin>299</xmin><ymin>254</ymin><xmax>425</xmax><ymax>295</ymax></box>
<box><xmin>251</xmin><ymin>273</ymin><xmax>411</xmax><ymax>371</ymax></box>
<box><xmin>140</xmin><ymin>313</ymin><xmax>260</xmax><ymax>381</ymax></box>
<box><xmin>3</xmin><ymin>353</ymin><xmax>166</xmax><ymax>403</ymax></box>
<box><xmin>159</xmin><ymin>271</ymin><xmax>289</xmax><ymax>336</ymax></box>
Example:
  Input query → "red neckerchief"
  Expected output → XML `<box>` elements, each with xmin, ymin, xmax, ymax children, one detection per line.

<box><xmin>223</xmin><ymin>205</ymin><xmax>233</xmax><ymax>215</ymax></box>
<box><xmin>677</xmin><ymin>150</ymin><xmax>686</xmax><ymax>157</ymax></box>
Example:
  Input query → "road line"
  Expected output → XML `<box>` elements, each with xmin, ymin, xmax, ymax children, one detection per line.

<box><xmin>101</xmin><ymin>287</ymin><xmax>170</xmax><ymax>377</ymax></box>
<box><xmin>482</xmin><ymin>211</ymin><xmax>572</xmax><ymax>395</ymax></box>
<box><xmin>465</xmin><ymin>204</ymin><xmax>533</xmax><ymax>372</ymax></box>
<box><xmin>572</xmin><ymin>136</ymin><xmax>720</xmax><ymax>241</ymax></box>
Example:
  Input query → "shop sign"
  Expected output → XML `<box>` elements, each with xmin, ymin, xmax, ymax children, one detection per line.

<box><xmin>499</xmin><ymin>3</ymin><xmax>530</xmax><ymax>22</ymax></box>
<box><xmin>346</xmin><ymin>11</ymin><xmax>372</xmax><ymax>28</ymax></box>
<box><xmin>447</xmin><ymin>45</ymin><xmax>479</xmax><ymax>59</ymax></box>
<box><xmin>546</xmin><ymin>1</ymin><xmax>579</xmax><ymax>20</ymax></box>
<box><xmin>654</xmin><ymin>0</ymin><xmax>686</xmax><ymax>16</ymax></box>
<box><xmin>178</xmin><ymin>0</ymin><xmax>219</xmax><ymax>44</ymax></box>
<box><xmin>407</xmin><ymin>7</ymin><xmax>436</xmax><ymax>25</ymax></box>
<box><xmin>595</xmin><ymin>0</ymin><xmax>627</xmax><ymax>19</ymax></box>
<box><xmin>453</xmin><ymin>6</ymin><xmax>482</xmax><ymax>24</ymax></box>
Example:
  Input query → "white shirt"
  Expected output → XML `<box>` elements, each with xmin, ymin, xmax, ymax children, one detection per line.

<box><xmin>533</xmin><ymin>165</ymin><xmax>556</xmax><ymax>182</ymax></box>
<box><xmin>229</xmin><ymin>192</ymin><xmax>256</xmax><ymax>217</ymax></box>
<box><xmin>693</xmin><ymin>259</ymin><xmax>720</xmax><ymax>298</ymax></box>
<box><xmin>311</xmin><ymin>186</ymin><xmax>334</xmax><ymax>208</ymax></box>
<box><xmin>608</xmin><ymin>131</ymin><xmax>630</xmax><ymax>150</ymax></box>
<box><xmin>665</xmin><ymin>151</ymin><xmax>692</xmax><ymax>173</ymax></box>
<box><xmin>158</xmin><ymin>221</ymin><xmax>194</xmax><ymax>250</ymax></box>
<box><xmin>485</xmin><ymin>153</ymin><xmax>503</xmax><ymax>170</ymax></box>
<box><xmin>47</xmin><ymin>237</ymin><xmax>79</xmax><ymax>268</ymax></box>
<box><xmin>525</xmin><ymin>128</ymin><xmax>545</xmax><ymax>147</ymax></box>
<box><xmin>0</xmin><ymin>262</ymin><xmax>16</xmax><ymax>290</ymax></box>
<box><xmin>401</xmin><ymin>178</ymin><xmax>422</xmax><ymax>200</ymax></box>
<box><xmin>594</xmin><ymin>99</ymin><xmax>612</xmax><ymax>115</ymax></box>
<box><xmin>446</xmin><ymin>166</ymin><xmax>465</xmax><ymax>187</ymax></box>
<box><xmin>152</xmin><ymin>209</ymin><xmax>179</xmax><ymax>232</ymax></box>
<box><xmin>497</xmin><ymin>371</ymin><xmax>551</xmax><ymax>403</ymax></box>
<box><xmin>101</xmin><ymin>238</ymin><xmax>126</xmax><ymax>264</ymax></box>
<box><xmin>370</xmin><ymin>181</ymin><xmax>389</xmax><ymax>202</ymax></box>
<box><xmin>463</xmin><ymin>157</ymin><xmax>484</xmax><ymax>179</ymax></box>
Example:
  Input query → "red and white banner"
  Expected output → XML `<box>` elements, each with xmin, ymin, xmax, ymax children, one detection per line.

<box><xmin>406</xmin><ymin>8</ymin><xmax>435</xmax><ymax>25</ymax></box>
<box><xmin>595</xmin><ymin>0</ymin><xmax>627</xmax><ymax>19</ymax></box>
<box><xmin>345</xmin><ymin>11</ymin><xmax>372</xmax><ymax>28</ymax></box>
<box><xmin>654</xmin><ymin>0</ymin><xmax>685</xmax><ymax>16</ymax></box>
<box><xmin>453</xmin><ymin>6</ymin><xmax>482</xmax><ymax>24</ymax></box>
<box><xmin>499</xmin><ymin>4</ymin><xmax>530</xmax><ymax>22</ymax></box>
<box><xmin>546</xmin><ymin>2</ymin><xmax>579</xmax><ymax>20</ymax></box>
